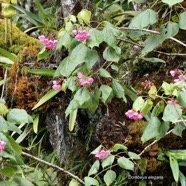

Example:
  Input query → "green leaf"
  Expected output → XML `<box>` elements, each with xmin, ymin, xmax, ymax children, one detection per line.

<box><xmin>74</xmin><ymin>88</ymin><xmax>91</xmax><ymax>106</ymax></box>
<box><xmin>173</xmin><ymin>123</ymin><xmax>186</xmax><ymax>137</ymax></box>
<box><xmin>37</xmin><ymin>47</ymin><xmax>51</xmax><ymax>61</ymax></box>
<box><xmin>162</xmin><ymin>0</ymin><xmax>183</xmax><ymax>7</ymax></box>
<box><xmin>88</xmin><ymin>87</ymin><xmax>100</xmax><ymax>113</ymax></box>
<box><xmin>65</xmin><ymin>21</ymin><xmax>73</xmax><ymax>32</ymax></box>
<box><xmin>117</xmin><ymin>157</ymin><xmax>134</xmax><ymax>171</ymax></box>
<box><xmin>0</xmin><ymin>167</ymin><xmax>18</xmax><ymax>177</ymax></box>
<box><xmin>56</xmin><ymin>31</ymin><xmax>72</xmax><ymax>50</ymax></box>
<box><xmin>142</xmin><ymin>34</ymin><xmax>163</xmax><ymax>54</ymax></box>
<box><xmin>7</xmin><ymin>135</ymin><xmax>22</xmax><ymax>155</ymax></box>
<box><xmin>0</xmin><ymin>103</ymin><xmax>9</xmax><ymax>115</ymax></box>
<box><xmin>168</xmin><ymin>150</ymin><xmax>186</xmax><ymax>160</ymax></box>
<box><xmin>104</xmin><ymin>170</ymin><xmax>116</xmax><ymax>186</ymax></box>
<box><xmin>77</xmin><ymin>9</ymin><xmax>91</xmax><ymax>24</ymax></box>
<box><xmin>13</xmin><ymin>176</ymin><xmax>34</xmax><ymax>186</ymax></box>
<box><xmin>0</xmin><ymin>151</ymin><xmax>16</xmax><ymax>162</ymax></box>
<box><xmin>129</xmin><ymin>9</ymin><xmax>158</xmax><ymax>28</ymax></box>
<box><xmin>161</xmin><ymin>82</ymin><xmax>174</xmax><ymax>95</ymax></box>
<box><xmin>151</xmin><ymin>101</ymin><xmax>165</xmax><ymax>117</ymax></box>
<box><xmin>90</xmin><ymin>145</ymin><xmax>103</xmax><ymax>155</ymax></box>
<box><xmin>148</xmin><ymin>85</ymin><xmax>157</xmax><ymax>99</ymax></box>
<box><xmin>0</xmin><ymin>116</ymin><xmax>9</xmax><ymax>132</ymax></box>
<box><xmin>179</xmin><ymin>12</ymin><xmax>186</xmax><ymax>30</ymax></box>
<box><xmin>160</xmin><ymin>22</ymin><xmax>179</xmax><ymax>39</ymax></box>
<box><xmin>112</xmin><ymin>79</ymin><xmax>125</xmax><ymax>99</ymax></box>
<box><xmin>0</xmin><ymin>181</ymin><xmax>15</xmax><ymax>186</ymax></box>
<box><xmin>178</xmin><ymin>91</ymin><xmax>186</xmax><ymax>107</ymax></box>
<box><xmin>59</xmin><ymin>44</ymin><xmax>98</xmax><ymax>77</ymax></box>
<box><xmin>28</xmin><ymin>69</ymin><xmax>55</xmax><ymax>77</ymax></box>
<box><xmin>113</xmin><ymin>143</ymin><xmax>128</xmax><ymax>152</ymax></box>
<box><xmin>142</xmin><ymin>57</ymin><xmax>166</xmax><ymax>63</ymax></box>
<box><xmin>7</xmin><ymin>109</ymin><xmax>31</xmax><ymax>124</ymax></box>
<box><xmin>7</xmin><ymin>122</ymin><xmax>22</xmax><ymax>134</ymax></box>
<box><xmin>99</xmin><ymin>68</ymin><xmax>112</xmax><ymax>78</ymax></box>
<box><xmin>132</xmin><ymin>96</ymin><xmax>145</xmax><ymax>112</ymax></box>
<box><xmin>103</xmin><ymin>22</ymin><xmax>120</xmax><ymax>47</ymax></box>
<box><xmin>103</xmin><ymin>46</ymin><xmax>120</xmax><ymax>62</ymax></box>
<box><xmin>162</xmin><ymin>104</ymin><xmax>182</xmax><ymax>123</ymax></box>
<box><xmin>69</xmin><ymin>109</ymin><xmax>78</xmax><ymax>131</ymax></box>
<box><xmin>0</xmin><ymin>48</ymin><xmax>17</xmax><ymax>61</ymax></box>
<box><xmin>66</xmin><ymin>77</ymin><xmax>78</xmax><ymax>92</ymax></box>
<box><xmin>33</xmin><ymin>114</ymin><xmax>39</xmax><ymax>134</ymax></box>
<box><xmin>87</xmin><ymin>28</ymin><xmax>104</xmax><ymax>48</ymax></box>
<box><xmin>179</xmin><ymin>171</ymin><xmax>186</xmax><ymax>186</ymax></box>
<box><xmin>88</xmin><ymin>160</ymin><xmax>100</xmax><ymax>176</ymax></box>
<box><xmin>102</xmin><ymin>155</ymin><xmax>115</xmax><ymax>168</ymax></box>
<box><xmin>65</xmin><ymin>99</ymin><xmax>79</xmax><ymax>117</ymax></box>
<box><xmin>12</xmin><ymin>4</ymin><xmax>44</xmax><ymax>26</ymax></box>
<box><xmin>156</xmin><ymin>121</ymin><xmax>170</xmax><ymax>140</ymax></box>
<box><xmin>84</xmin><ymin>177</ymin><xmax>99</xmax><ymax>186</ymax></box>
<box><xmin>100</xmin><ymin>85</ymin><xmax>113</xmax><ymax>104</ymax></box>
<box><xmin>34</xmin><ymin>0</ymin><xmax>46</xmax><ymax>21</ymax></box>
<box><xmin>69</xmin><ymin>179</ymin><xmax>81</xmax><ymax>186</ymax></box>
<box><xmin>128</xmin><ymin>152</ymin><xmax>140</xmax><ymax>160</ymax></box>
<box><xmin>0</xmin><ymin>56</ymin><xmax>14</xmax><ymax>65</ymax></box>
<box><xmin>141</xmin><ymin>117</ymin><xmax>161</xmax><ymax>143</ymax></box>
<box><xmin>141</xmin><ymin>99</ymin><xmax>153</xmax><ymax>115</ymax></box>
<box><xmin>32</xmin><ymin>89</ymin><xmax>60</xmax><ymax>110</ymax></box>
<box><xmin>169</xmin><ymin>156</ymin><xmax>179</xmax><ymax>182</ymax></box>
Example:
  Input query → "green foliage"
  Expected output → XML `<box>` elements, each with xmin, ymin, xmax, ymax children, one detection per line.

<box><xmin>129</xmin><ymin>9</ymin><xmax>158</xmax><ymax>28</ymax></box>
<box><xmin>2</xmin><ymin>0</ymin><xmax>186</xmax><ymax>185</ymax></box>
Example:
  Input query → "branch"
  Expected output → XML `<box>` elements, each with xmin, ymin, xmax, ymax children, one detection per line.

<box><xmin>22</xmin><ymin>151</ymin><xmax>86</xmax><ymax>185</ymax></box>
<box><xmin>138</xmin><ymin>128</ymin><xmax>174</xmax><ymax>157</ymax></box>
<box><xmin>119</xmin><ymin>38</ymin><xmax>186</xmax><ymax>56</ymax></box>
<box><xmin>119</xmin><ymin>27</ymin><xmax>186</xmax><ymax>48</ymax></box>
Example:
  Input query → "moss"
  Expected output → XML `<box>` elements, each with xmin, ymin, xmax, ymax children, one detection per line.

<box><xmin>0</xmin><ymin>19</ymin><xmax>42</xmax><ymax>54</ymax></box>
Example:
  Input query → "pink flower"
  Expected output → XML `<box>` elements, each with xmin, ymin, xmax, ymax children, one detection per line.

<box><xmin>52</xmin><ymin>84</ymin><xmax>61</xmax><ymax>90</ymax></box>
<box><xmin>125</xmin><ymin>109</ymin><xmax>143</xmax><ymax>120</ymax></box>
<box><xmin>52</xmin><ymin>79</ymin><xmax>63</xmax><ymax>90</ymax></box>
<box><xmin>0</xmin><ymin>141</ymin><xmax>6</xmax><ymax>153</ymax></box>
<box><xmin>170</xmin><ymin>70</ymin><xmax>177</xmax><ymax>77</ymax></box>
<box><xmin>77</xmin><ymin>72</ymin><xmax>94</xmax><ymax>87</ymax></box>
<box><xmin>170</xmin><ymin>69</ymin><xmax>180</xmax><ymax>77</ymax></box>
<box><xmin>178</xmin><ymin>75</ymin><xmax>185</xmax><ymax>81</ymax></box>
<box><xmin>167</xmin><ymin>99</ymin><xmax>179</xmax><ymax>104</ymax></box>
<box><xmin>174</xmin><ymin>75</ymin><xmax>185</xmax><ymax>83</ymax></box>
<box><xmin>95</xmin><ymin>150</ymin><xmax>110</xmax><ymax>160</ymax></box>
<box><xmin>72</xmin><ymin>30</ymin><xmax>91</xmax><ymax>42</ymax></box>
<box><xmin>39</xmin><ymin>35</ymin><xmax>58</xmax><ymax>49</ymax></box>
<box><xmin>77</xmin><ymin>72</ymin><xmax>83</xmax><ymax>79</ymax></box>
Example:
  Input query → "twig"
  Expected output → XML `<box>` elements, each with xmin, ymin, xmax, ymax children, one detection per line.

<box><xmin>119</xmin><ymin>27</ymin><xmax>186</xmax><ymax>48</ymax></box>
<box><xmin>119</xmin><ymin>38</ymin><xmax>186</xmax><ymax>56</ymax></box>
<box><xmin>138</xmin><ymin>128</ymin><xmax>174</xmax><ymax>157</ymax></box>
<box><xmin>1</xmin><ymin>67</ymin><xmax>8</xmax><ymax>99</ymax></box>
<box><xmin>22</xmin><ymin>151</ymin><xmax>86</xmax><ymax>185</ymax></box>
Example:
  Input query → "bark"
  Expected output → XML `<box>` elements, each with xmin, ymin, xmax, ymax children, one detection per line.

<box><xmin>55</xmin><ymin>0</ymin><xmax>95</xmax><ymax>29</ymax></box>
<box><xmin>46</xmin><ymin>0</ymin><xmax>97</xmax><ymax>171</ymax></box>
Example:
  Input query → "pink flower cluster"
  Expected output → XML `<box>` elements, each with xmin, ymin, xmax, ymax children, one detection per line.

<box><xmin>52</xmin><ymin>80</ymin><xmax>62</xmax><ymax>90</ymax></box>
<box><xmin>0</xmin><ymin>141</ymin><xmax>6</xmax><ymax>153</ymax></box>
<box><xmin>125</xmin><ymin>109</ymin><xmax>143</xmax><ymax>120</ymax></box>
<box><xmin>77</xmin><ymin>72</ymin><xmax>94</xmax><ymax>87</ymax></box>
<box><xmin>72</xmin><ymin>30</ymin><xmax>91</xmax><ymax>42</ymax></box>
<box><xmin>167</xmin><ymin>99</ymin><xmax>179</xmax><ymax>105</ymax></box>
<box><xmin>95</xmin><ymin>149</ymin><xmax>110</xmax><ymax>160</ymax></box>
<box><xmin>38</xmin><ymin>35</ymin><xmax>58</xmax><ymax>49</ymax></box>
<box><xmin>170</xmin><ymin>69</ymin><xmax>185</xmax><ymax>83</ymax></box>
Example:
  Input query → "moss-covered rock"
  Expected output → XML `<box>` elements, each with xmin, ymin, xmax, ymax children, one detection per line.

<box><xmin>0</xmin><ymin>19</ymin><xmax>41</xmax><ymax>54</ymax></box>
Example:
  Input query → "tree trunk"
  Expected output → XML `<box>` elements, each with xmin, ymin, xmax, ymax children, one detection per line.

<box><xmin>46</xmin><ymin>0</ymin><xmax>97</xmax><ymax>170</ymax></box>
